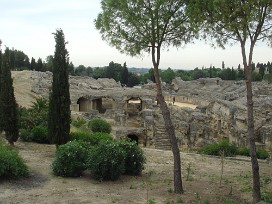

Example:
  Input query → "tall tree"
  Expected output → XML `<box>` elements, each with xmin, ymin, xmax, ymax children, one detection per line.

<box><xmin>95</xmin><ymin>0</ymin><xmax>197</xmax><ymax>193</ymax></box>
<box><xmin>195</xmin><ymin>0</ymin><xmax>272</xmax><ymax>202</ymax></box>
<box><xmin>45</xmin><ymin>55</ymin><xmax>54</xmax><ymax>72</ymax></box>
<box><xmin>30</xmin><ymin>57</ymin><xmax>36</xmax><ymax>71</ymax></box>
<box><xmin>0</xmin><ymin>40</ymin><xmax>3</xmax><ymax>132</ymax></box>
<box><xmin>47</xmin><ymin>29</ymin><xmax>71</xmax><ymax>146</ymax></box>
<box><xmin>120</xmin><ymin>62</ymin><xmax>129</xmax><ymax>86</ymax></box>
<box><xmin>0</xmin><ymin>48</ymin><xmax>19</xmax><ymax>145</ymax></box>
<box><xmin>36</xmin><ymin>58</ymin><xmax>43</xmax><ymax>72</ymax></box>
<box><xmin>10</xmin><ymin>49</ymin><xmax>15</xmax><ymax>70</ymax></box>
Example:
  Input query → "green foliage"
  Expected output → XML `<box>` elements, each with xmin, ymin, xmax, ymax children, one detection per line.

<box><xmin>70</xmin><ymin>131</ymin><xmax>112</xmax><ymax>146</ymax></box>
<box><xmin>48</xmin><ymin>28</ymin><xmax>71</xmax><ymax>146</ymax></box>
<box><xmin>261</xmin><ymin>191</ymin><xmax>272</xmax><ymax>203</ymax></box>
<box><xmin>161</xmin><ymin>68</ymin><xmax>176</xmax><ymax>84</ymax></box>
<box><xmin>199</xmin><ymin>141</ymin><xmax>270</xmax><ymax>160</ymax></box>
<box><xmin>71</xmin><ymin>117</ymin><xmax>86</xmax><ymax>128</ymax></box>
<box><xmin>87</xmin><ymin>141</ymin><xmax>125</xmax><ymax>181</ymax></box>
<box><xmin>88</xmin><ymin>118</ymin><xmax>112</xmax><ymax>134</ymax></box>
<box><xmin>127</xmin><ymin>72</ymin><xmax>140</xmax><ymax>87</ymax></box>
<box><xmin>0</xmin><ymin>48</ymin><xmax>19</xmax><ymax>145</ymax></box>
<box><xmin>20</xmin><ymin>129</ymin><xmax>33</xmax><ymax>142</ymax></box>
<box><xmin>147</xmin><ymin>199</ymin><xmax>156</xmax><ymax>204</ymax></box>
<box><xmin>237</xmin><ymin>147</ymin><xmax>270</xmax><ymax>159</ymax></box>
<box><xmin>237</xmin><ymin>147</ymin><xmax>250</xmax><ymax>157</ymax></box>
<box><xmin>256</xmin><ymin>148</ymin><xmax>270</xmax><ymax>160</ymax></box>
<box><xmin>51</xmin><ymin>140</ymin><xmax>89</xmax><ymax>177</ymax></box>
<box><xmin>31</xmin><ymin>125</ymin><xmax>49</xmax><ymax>144</ymax></box>
<box><xmin>251</xmin><ymin>71</ymin><xmax>262</xmax><ymax>82</ymax></box>
<box><xmin>18</xmin><ymin>98</ymin><xmax>49</xmax><ymax>130</ymax></box>
<box><xmin>0</xmin><ymin>142</ymin><xmax>29</xmax><ymax>178</ymax></box>
<box><xmin>116</xmin><ymin>140</ymin><xmax>145</xmax><ymax>175</ymax></box>
<box><xmin>198</xmin><ymin>139</ymin><xmax>238</xmax><ymax>157</ymax></box>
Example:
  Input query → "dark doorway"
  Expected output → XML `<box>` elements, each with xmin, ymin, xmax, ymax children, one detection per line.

<box><xmin>127</xmin><ymin>134</ymin><xmax>139</xmax><ymax>145</ymax></box>
<box><xmin>77</xmin><ymin>97</ymin><xmax>89</xmax><ymax>112</ymax></box>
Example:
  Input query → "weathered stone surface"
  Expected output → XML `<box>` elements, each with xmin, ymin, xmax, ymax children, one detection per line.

<box><xmin>12</xmin><ymin>71</ymin><xmax>272</xmax><ymax>151</ymax></box>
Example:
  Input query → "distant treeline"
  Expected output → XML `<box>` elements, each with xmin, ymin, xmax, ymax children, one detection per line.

<box><xmin>9</xmin><ymin>49</ymin><xmax>272</xmax><ymax>85</ymax></box>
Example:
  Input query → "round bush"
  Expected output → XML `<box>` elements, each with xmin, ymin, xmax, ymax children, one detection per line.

<box><xmin>31</xmin><ymin>125</ymin><xmax>49</xmax><ymax>144</ymax></box>
<box><xmin>217</xmin><ymin>140</ymin><xmax>238</xmax><ymax>157</ymax></box>
<box><xmin>88</xmin><ymin>118</ymin><xmax>112</xmax><ymax>134</ymax></box>
<box><xmin>237</xmin><ymin>147</ymin><xmax>250</xmax><ymax>157</ymax></box>
<box><xmin>116</xmin><ymin>140</ymin><xmax>146</xmax><ymax>175</ymax></box>
<box><xmin>20</xmin><ymin>129</ymin><xmax>33</xmax><ymax>142</ymax></box>
<box><xmin>51</xmin><ymin>140</ymin><xmax>89</xmax><ymax>177</ymax></box>
<box><xmin>71</xmin><ymin>117</ymin><xmax>86</xmax><ymax>128</ymax></box>
<box><xmin>0</xmin><ymin>143</ymin><xmax>29</xmax><ymax>178</ymax></box>
<box><xmin>87</xmin><ymin>141</ymin><xmax>125</xmax><ymax>181</ymax></box>
<box><xmin>70</xmin><ymin>131</ymin><xmax>112</xmax><ymax>146</ymax></box>
<box><xmin>256</xmin><ymin>148</ymin><xmax>270</xmax><ymax>160</ymax></box>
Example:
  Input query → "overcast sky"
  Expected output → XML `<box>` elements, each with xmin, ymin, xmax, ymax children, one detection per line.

<box><xmin>1</xmin><ymin>0</ymin><xmax>271</xmax><ymax>70</ymax></box>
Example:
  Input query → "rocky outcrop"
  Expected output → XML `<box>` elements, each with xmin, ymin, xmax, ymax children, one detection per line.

<box><xmin>12</xmin><ymin>71</ymin><xmax>272</xmax><ymax>151</ymax></box>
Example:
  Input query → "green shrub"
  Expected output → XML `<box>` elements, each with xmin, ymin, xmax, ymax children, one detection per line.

<box><xmin>18</xmin><ymin>98</ymin><xmax>49</xmax><ymax>130</ymax></box>
<box><xmin>88</xmin><ymin>118</ymin><xmax>112</xmax><ymax>134</ymax></box>
<box><xmin>261</xmin><ymin>191</ymin><xmax>272</xmax><ymax>203</ymax></box>
<box><xmin>237</xmin><ymin>147</ymin><xmax>269</xmax><ymax>159</ymax></box>
<box><xmin>256</xmin><ymin>148</ymin><xmax>270</xmax><ymax>160</ymax></box>
<box><xmin>87</xmin><ymin>141</ymin><xmax>125</xmax><ymax>181</ymax></box>
<box><xmin>31</xmin><ymin>125</ymin><xmax>49</xmax><ymax>144</ymax></box>
<box><xmin>71</xmin><ymin>117</ymin><xmax>86</xmax><ymax>128</ymax></box>
<box><xmin>198</xmin><ymin>139</ymin><xmax>238</xmax><ymax>157</ymax></box>
<box><xmin>20</xmin><ymin>129</ymin><xmax>33</xmax><ymax>142</ymax></box>
<box><xmin>116</xmin><ymin>140</ymin><xmax>146</xmax><ymax>175</ymax></box>
<box><xmin>70</xmin><ymin>131</ymin><xmax>112</xmax><ymax>146</ymax></box>
<box><xmin>51</xmin><ymin>140</ymin><xmax>89</xmax><ymax>177</ymax></box>
<box><xmin>0</xmin><ymin>143</ymin><xmax>29</xmax><ymax>178</ymax></box>
<box><xmin>237</xmin><ymin>147</ymin><xmax>250</xmax><ymax>157</ymax></box>
<box><xmin>198</xmin><ymin>143</ymin><xmax>220</xmax><ymax>156</ymax></box>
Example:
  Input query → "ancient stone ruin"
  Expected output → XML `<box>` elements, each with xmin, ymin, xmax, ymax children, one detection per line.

<box><xmin>14</xmin><ymin>71</ymin><xmax>272</xmax><ymax>151</ymax></box>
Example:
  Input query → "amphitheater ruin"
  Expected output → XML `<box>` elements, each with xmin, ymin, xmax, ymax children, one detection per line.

<box><xmin>13</xmin><ymin>70</ymin><xmax>272</xmax><ymax>151</ymax></box>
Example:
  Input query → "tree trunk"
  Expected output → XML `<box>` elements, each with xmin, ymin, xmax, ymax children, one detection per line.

<box><xmin>241</xmin><ymin>44</ymin><xmax>261</xmax><ymax>203</ymax></box>
<box><xmin>245</xmin><ymin>69</ymin><xmax>261</xmax><ymax>203</ymax></box>
<box><xmin>152</xmin><ymin>44</ymin><xmax>183</xmax><ymax>194</ymax></box>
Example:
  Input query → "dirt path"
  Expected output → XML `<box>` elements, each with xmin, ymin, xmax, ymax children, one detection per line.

<box><xmin>0</xmin><ymin>140</ymin><xmax>271</xmax><ymax>204</ymax></box>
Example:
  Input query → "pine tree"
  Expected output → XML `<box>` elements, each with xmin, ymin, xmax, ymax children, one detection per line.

<box><xmin>47</xmin><ymin>29</ymin><xmax>71</xmax><ymax>146</ymax></box>
<box><xmin>0</xmin><ymin>48</ymin><xmax>19</xmax><ymax>145</ymax></box>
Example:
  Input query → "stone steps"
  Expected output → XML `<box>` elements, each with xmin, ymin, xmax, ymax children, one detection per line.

<box><xmin>154</xmin><ymin>126</ymin><xmax>172</xmax><ymax>150</ymax></box>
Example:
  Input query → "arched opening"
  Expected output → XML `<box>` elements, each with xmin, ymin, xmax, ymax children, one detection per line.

<box><xmin>92</xmin><ymin>97</ymin><xmax>115</xmax><ymax>114</ymax></box>
<box><xmin>127</xmin><ymin>134</ymin><xmax>139</xmax><ymax>145</ymax></box>
<box><xmin>77</xmin><ymin>97</ymin><xmax>89</xmax><ymax>112</ymax></box>
<box><xmin>126</xmin><ymin>97</ymin><xmax>142</xmax><ymax>117</ymax></box>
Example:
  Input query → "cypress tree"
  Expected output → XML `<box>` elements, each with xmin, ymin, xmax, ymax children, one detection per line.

<box><xmin>0</xmin><ymin>48</ymin><xmax>19</xmax><ymax>145</ymax></box>
<box><xmin>48</xmin><ymin>29</ymin><xmax>71</xmax><ymax>146</ymax></box>
<box><xmin>0</xmin><ymin>42</ymin><xmax>3</xmax><ymax>132</ymax></box>
<box><xmin>120</xmin><ymin>62</ymin><xmax>129</xmax><ymax>86</ymax></box>
<box><xmin>30</xmin><ymin>57</ymin><xmax>36</xmax><ymax>71</ymax></box>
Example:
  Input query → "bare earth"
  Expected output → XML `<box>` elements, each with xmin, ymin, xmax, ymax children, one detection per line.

<box><xmin>0</xmin><ymin>140</ymin><xmax>271</xmax><ymax>204</ymax></box>
<box><xmin>12</xmin><ymin>71</ymin><xmax>38</xmax><ymax>108</ymax></box>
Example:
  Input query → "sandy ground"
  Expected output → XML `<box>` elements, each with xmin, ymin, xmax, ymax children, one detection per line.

<box><xmin>0</xmin><ymin>140</ymin><xmax>271</xmax><ymax>204</ymax></box>
<box><xmin>12</xmin><ymin>71</ymin><xmax>38</xmax><ymax>108</ymax></box>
